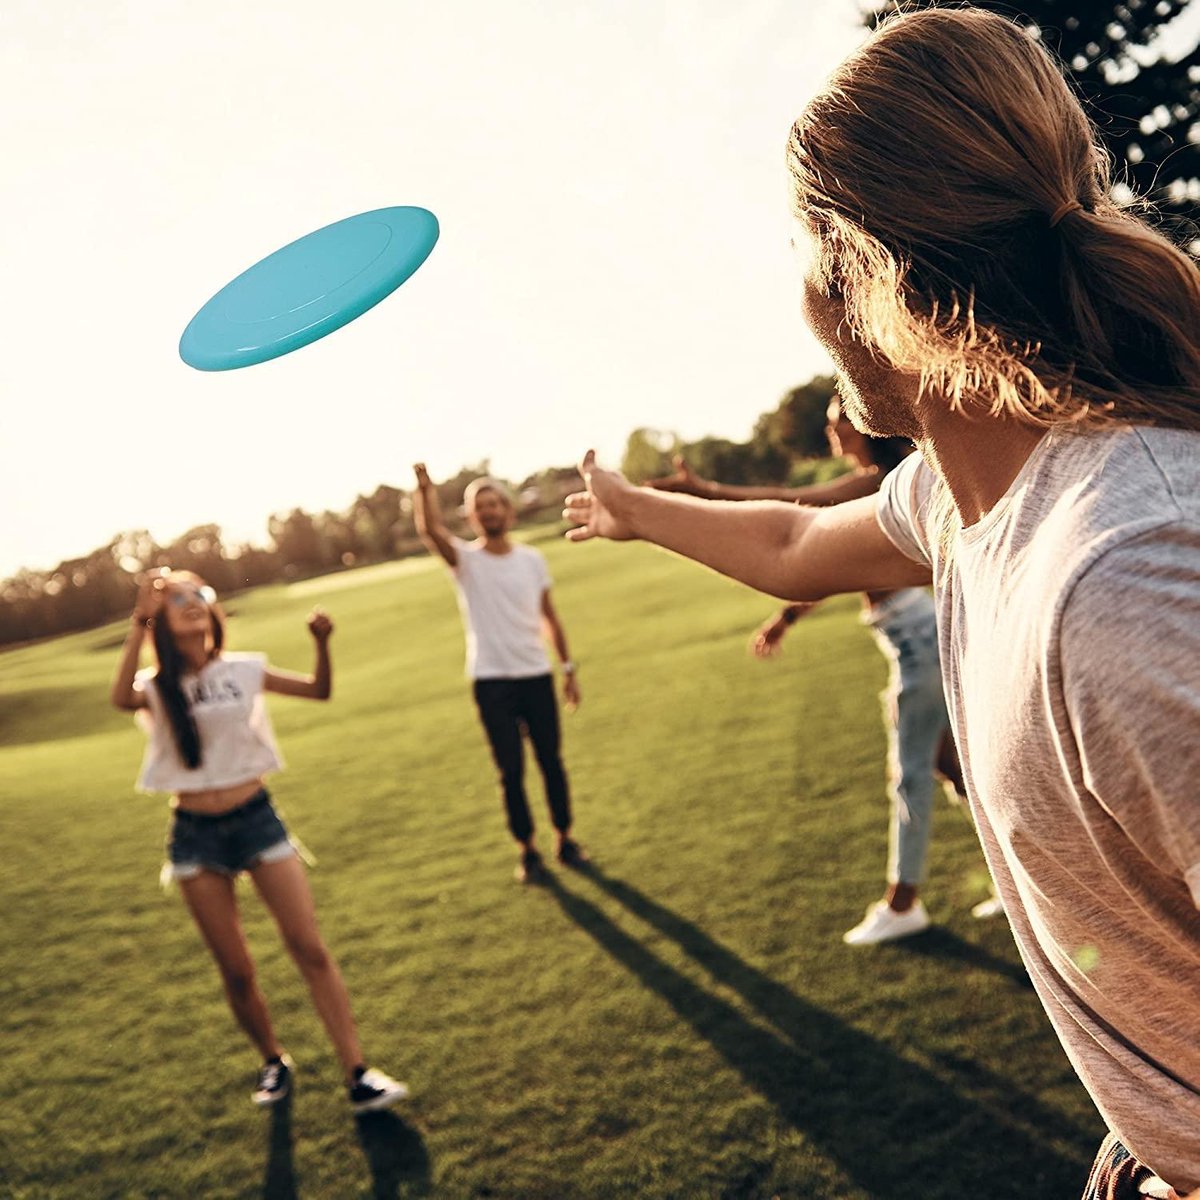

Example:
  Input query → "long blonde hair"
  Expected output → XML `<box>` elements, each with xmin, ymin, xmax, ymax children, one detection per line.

<box><xmin>787</xmin><ymin>6</ymin><xmax>1200</xmax><ymax>430</ymax></box>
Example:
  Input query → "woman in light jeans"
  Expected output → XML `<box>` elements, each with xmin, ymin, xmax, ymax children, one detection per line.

<box><xmin>651</xmin><ymin>396</ymin><xmax>999</xmax><ymax>943</ymax></box>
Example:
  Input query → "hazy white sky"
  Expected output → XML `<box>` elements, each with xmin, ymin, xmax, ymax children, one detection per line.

<box><xmin>2</xmin><ymin>0</ymin><xmax>864</xmax><ymax>577</ymax></box>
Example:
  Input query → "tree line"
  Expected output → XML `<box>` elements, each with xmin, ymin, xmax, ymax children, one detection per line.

<box><xmin>0</xmin><ymin>379</ymin><xmax>841</xmax><ymax>648</ymax></box>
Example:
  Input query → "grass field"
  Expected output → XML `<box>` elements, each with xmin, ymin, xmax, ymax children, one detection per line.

<box><xmin>0</xmin><ymin>525</ymin><xmax>1104</xmax><ymax>1199</ymax></box>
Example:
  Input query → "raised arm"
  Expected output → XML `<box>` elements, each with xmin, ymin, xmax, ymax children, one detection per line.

<box><xmin>565</xmin><ymin>452</ymin><xmax>930</xmax><ymax>602</ymax></box>
<box><xmin>412</xmin><ymin>462</ymin><xmax>458</xmax><ymax>568</ymax></box>
<box><xmin>647</xmin><ymin>455</ymin><xmax>882</xmax><ymax>505</ymax></box>
<box><xmin>264</xmin><ymin>609</ymin><xmax>333</xmax><ymax>700</ymax></box>
<box><xmin>110</xmin><ymin>576</ymin><xmax>163</xmax><ymax>710</ymax></box>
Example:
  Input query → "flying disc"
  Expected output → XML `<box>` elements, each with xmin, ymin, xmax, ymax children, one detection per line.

<box><xmin>179</xmin><ymin>206</ymin><xmax>439</xmax><ymax>371</ymax></box>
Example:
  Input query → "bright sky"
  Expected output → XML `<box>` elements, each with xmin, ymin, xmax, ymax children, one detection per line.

<box><xmin>1</xmin><ymin>0</ymin><xmax>865</xmax><ymax>578</ymax></box>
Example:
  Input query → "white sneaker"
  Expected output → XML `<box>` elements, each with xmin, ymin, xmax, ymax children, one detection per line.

<box><xmin>349</xmin><ymin>1067</ymin><xmax>410</xmax><ymax>1114</ymax></box>
<box><xmin>843</xmin><ymin>900</ymin><xmax>930</xmax><ymax>946</ymax></box>
<box><xmin>971</xmin><ymin>895</ymin><xmax>1005</xmax><ymax>920</ymax></box>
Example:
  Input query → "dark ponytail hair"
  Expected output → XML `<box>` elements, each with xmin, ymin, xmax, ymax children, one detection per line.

<box><xmin>150</xmin><ymin>574</ymin><xmax>225</xmax><ymax>769</ymax></box>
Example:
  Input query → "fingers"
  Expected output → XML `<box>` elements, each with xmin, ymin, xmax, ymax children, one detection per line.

<box><xmin>307</xmin><ymin>607</ymin><xmax>334</xmax><ymax>637</ymax></box>
<box><xmin>564</xmin><ymin>526</ymin><xmax>596</xmax><ymax>543</ymax></box>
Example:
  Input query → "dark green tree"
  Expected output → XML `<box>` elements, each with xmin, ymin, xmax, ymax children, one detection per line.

<box><xmin>862</xmin><ymin>1</ymin><xmax>1200</xmax><ymax>225</ymax></box>
<box><xmin>752</xmin><ymin>376</ymin><xmax>839</xmax><ymax>461</ymax></box>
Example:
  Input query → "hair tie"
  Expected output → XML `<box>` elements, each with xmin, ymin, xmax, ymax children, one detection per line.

<box><xmin>1049</xmin><ymin>198</ymin><xmax>1083</xmax><ymax>228</ymax></box>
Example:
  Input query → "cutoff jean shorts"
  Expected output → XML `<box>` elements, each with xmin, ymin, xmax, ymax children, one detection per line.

<box><xmin>162</xmin><ymin>788</ymin><xmax>297</xmax><ymax>885</ymax></box>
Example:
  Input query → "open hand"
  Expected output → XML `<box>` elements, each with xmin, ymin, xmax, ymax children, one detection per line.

<box><xmin>751</xmin><ymin>614</ymin><xmax>791</xmax><ymax>658</ymax></box>
<box><xmin>563</xmin><ymin>451</ymin><xmax>640</xmax><ymax>542</ymax></box>
<box><xmin>132</xmin><ymin>570</ymin><xmax>168</xmax><ymax>625</ymax></box>
<box><xmin>646</xmin><ymin>455</ymin><xmax>714</xmax><ymax>498</ymax></box>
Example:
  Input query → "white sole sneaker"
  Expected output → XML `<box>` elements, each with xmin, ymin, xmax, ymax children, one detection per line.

<box><xmin>971</xmin><ymin>895</ymin><xmax>1005</xmax><ymax>920</ymax></box>
<box><xmin>350</xmin><ymin>1069</ymin><xmax>410</xmax><ymax>1114</ymax></box>
<box><xmin>843</xmin><ymin>900</ymin><xmax>931</xmax><ymax>946</ymax></box>
<box><xmin>252</xmin><ymin>1054</ymin><xmax>294</xmax><ymax>1107</ymax></box>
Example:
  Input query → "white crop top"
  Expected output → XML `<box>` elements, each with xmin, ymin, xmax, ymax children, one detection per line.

<box><xmin>133</xmin><ymin>652</ymin><xmax>284</xmax><ymax>793</ymax></box>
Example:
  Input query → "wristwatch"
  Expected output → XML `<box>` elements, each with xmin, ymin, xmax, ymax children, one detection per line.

<box><xmin>561</xmin><ymin>661</ymin><xmax>576</xmax><ymax>674</ymax></box>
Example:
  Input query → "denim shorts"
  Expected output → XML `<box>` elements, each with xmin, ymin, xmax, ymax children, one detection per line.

<box><xmin>163</xmin><ymin>789</ymin><xmax>296</xmax><ymax>884</ymax></box>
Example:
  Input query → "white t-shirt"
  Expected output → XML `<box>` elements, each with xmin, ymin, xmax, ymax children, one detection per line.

<box><xmin>876</xmin><ymin>424</ymin><xmax>1200</xmax><ymax>1189</ymax></box>
<box><xmin>134</xmin><ymin>652</ymin><xmax>284</xmax><ymax>793</ymax></box>
<box><xmin>451</xmin><ymin>537</ymin><xmax>552</xmax><ymax>680</ymax></box>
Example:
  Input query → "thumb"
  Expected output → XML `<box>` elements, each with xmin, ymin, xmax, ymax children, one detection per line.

<box><xmin>580</xmin><ymin>449</ymin><xmax>597</xmax><ymax>478</ymax></box>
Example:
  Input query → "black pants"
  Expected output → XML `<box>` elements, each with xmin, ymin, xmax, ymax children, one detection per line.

<box><xmin>472</xmin><ymin>674</ymin><xmax>571</xmax><ymax>844</ymax></box>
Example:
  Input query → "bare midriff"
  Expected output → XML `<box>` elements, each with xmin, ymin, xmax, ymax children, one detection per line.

<box><xmin>173</xmin><ymin>778</ymin><xmax>265</xmax><ymax>816</ymax></box>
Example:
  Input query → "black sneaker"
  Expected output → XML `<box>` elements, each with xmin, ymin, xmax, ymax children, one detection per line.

<box><xmin>252</xmin><ymin>1055</ymin><xmax>293</xmax><ymax>1107</ymax></box>
<box><xmin>349</xmin><ymin>1067</ymin><xmax>410</xmax><ymax>1114</ymax></box>
<box><xmin>516</xmin><ymin>847</ymin><xmax>549</xmax><ymax>884</ymax></box>
<box><xmin>556</xmin><ymin>837</ymin><xmax>589</xmax><ymax>868</ymax></box>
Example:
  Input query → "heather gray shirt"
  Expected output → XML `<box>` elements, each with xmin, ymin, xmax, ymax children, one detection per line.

<box><xmin>876</xmin><ymin>424</ymin><xmax>1200</xmax><ymax>1189</ymax></box>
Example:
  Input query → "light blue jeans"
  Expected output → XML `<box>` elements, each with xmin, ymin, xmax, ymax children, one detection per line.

<box><xmin>865</xmin><ymin>589</ymin><xmax>950</xmax><ymax>886</ymax></box>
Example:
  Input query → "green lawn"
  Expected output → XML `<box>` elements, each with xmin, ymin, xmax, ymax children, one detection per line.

<box><xmin>0</xmin><ymin>526</ymin><xmax>1103</xmax><ymax>1199</ymax></box>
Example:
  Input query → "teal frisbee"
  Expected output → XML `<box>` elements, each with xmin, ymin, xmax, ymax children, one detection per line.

<box><xmin>179</xmin><ymin>206</ymin><xmax>439</xmax><ymax>371</ymax></box>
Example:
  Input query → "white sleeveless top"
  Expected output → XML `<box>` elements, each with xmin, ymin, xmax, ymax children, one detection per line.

<box><xmin>134</xmin><ymin>652</ymin><xmax>284</xmax><ymax>793</ymax></box>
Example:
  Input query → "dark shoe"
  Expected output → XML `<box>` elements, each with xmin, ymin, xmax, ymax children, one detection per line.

<box><xmin>556</xmin><ymin>837</ymin><xmax>589</xmax><ymax>868</ymax></box>
<box><xmin>516</xmin><ymin>847</ymin><xmax>549</xmax><ymax>884</ymax></box>
<box><xmin>252</xmin><ymin>1055</ymin><xmax>293</xmax><ymax>1107</ymax></box>
<box><xmin>349</xmin><ymin>1067</ymin><xmax>410</xmax><ymax>1114</ymax></box>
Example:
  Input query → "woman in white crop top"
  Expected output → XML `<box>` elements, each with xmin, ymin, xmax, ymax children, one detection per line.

<box><xmin>110</xmin><ymin>569</ymin><xmax>408</xmax><ymax>1114</ymax></box>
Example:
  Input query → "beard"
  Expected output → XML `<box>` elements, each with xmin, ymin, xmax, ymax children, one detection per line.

<box><xmin>835</xmin><ymin>364</ymin><xmax>923</xmax><ymax>442</ymax></box>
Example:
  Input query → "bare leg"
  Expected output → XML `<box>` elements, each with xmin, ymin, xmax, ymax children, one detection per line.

<box><xmin>886</xmin><ymin>881</ymin><xmax>919</xmax><ymax>913</ymax></box>
<box><xmin>179</xmin><ymin>871</ymin><xmax>283</xmax><ymax>1060</ymax></box>
<box><xmin>251</xmin><ymin>856</ymin><xmax>363</xmax><ymax>1079</ymax></box>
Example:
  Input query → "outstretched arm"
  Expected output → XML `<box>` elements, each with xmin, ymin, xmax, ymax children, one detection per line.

<box><xmin>565</xmin><ymin>452</ymin><xmax>930</xmax><ymax>602</ymax></box>
<box><xmin>110</xmin><ymin>576</ymin><xmax>163</xmax><ymax>710</ymax></box>
<box><xmin>646</xmin><ymin>455</ymin><xmax>882</xmax><ymax>505</ymax></box>
<box><xmin>264</xmin><ymin>609</ymin><xmax>333</xmax><ymax>700</ymax></box>
<box><xmin>412</xmin><ymin>462</ymin><xmax>458</xmax><ymax>568</ymax></box>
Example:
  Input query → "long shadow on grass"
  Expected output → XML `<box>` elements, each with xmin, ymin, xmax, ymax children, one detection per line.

<box><xmin>548</xmin><ymin>871</ymin><xmax>1094</xmax><ymax>1200</ymax></box>
<box><xmin>263</xmin><ymin>1094</ymin><xmax>298</xmax><ymax>1199</ymax></box>
<box><xmin>355</xmin><ymin>1111</ymin><xmax>432</xmax><ymax>1199</ymax></box>
<box><xmin>898</xmin><ymin>924</ymin><xmax>1032</xmax><ymax>989</ymax></box>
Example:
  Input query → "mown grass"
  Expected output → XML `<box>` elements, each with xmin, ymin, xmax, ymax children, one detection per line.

<box><xmin>0</xmin><ymin>524</ymin><xmax>1102</xmax><ymax>1198</ymax></box>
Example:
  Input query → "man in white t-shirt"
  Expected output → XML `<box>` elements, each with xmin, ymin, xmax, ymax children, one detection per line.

<box><xmin>413</xmin><ymin>465</ymin><xmax>586</xmax><ymax>884</ymax></box>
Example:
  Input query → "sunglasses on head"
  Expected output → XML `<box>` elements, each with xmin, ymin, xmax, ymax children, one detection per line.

<box><xmin>166</xmin><ymin>585</ymin><xmax>217</xmax><ymax>607</ymax></box>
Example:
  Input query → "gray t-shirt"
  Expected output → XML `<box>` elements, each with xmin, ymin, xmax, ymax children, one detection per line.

<box><xmin>877</xmin><ymin>424</ymin><xmax>1200</xmax><ymax>1189</ymax></box>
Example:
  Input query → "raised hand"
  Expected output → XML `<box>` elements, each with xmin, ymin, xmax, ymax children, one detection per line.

<box><xmin>413</xmin><ymin>462</ymin><xmax>433</xmax><ymax>490</ymax></box>
<box><xmin>563</xmin><ymin>451</ymin><xmax>640</xmax><ymax>542</ymax></box>
<box><xmin>646</xmin><ymin>455</ymin><xmax>714</xmax><ymax>498</ymax></box>
<box><xmin>132</xmin><ymin>570</ymin><xmax>168</xmax><ymax>626</ymax></box>
<box><xmin>307</xmin><ymin>607</ymin><xmax>334</xmax><ymax>641</ymax></box>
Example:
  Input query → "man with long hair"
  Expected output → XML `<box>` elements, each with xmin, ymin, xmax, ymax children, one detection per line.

<box><xmin>413</xmin><ymin>466</ymin><xmax>586</xmax><ymax>884</ymax></box>
<box><xmin>564</xmin><ymin>9</ymin><xmax>1200</xmax><ymax>1197</ymax></box>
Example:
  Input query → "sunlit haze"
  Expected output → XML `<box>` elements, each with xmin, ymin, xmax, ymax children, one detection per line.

<box><xmin>2</xmin><ymin>1</ymin><xmax>867</xmax><ymax>577</ymax></box>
